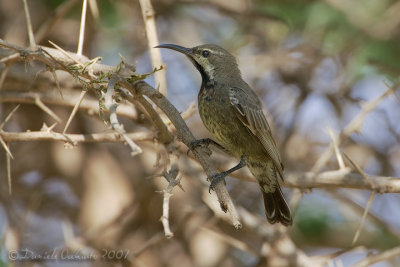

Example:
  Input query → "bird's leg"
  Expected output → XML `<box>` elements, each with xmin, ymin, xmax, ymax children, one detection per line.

<box><xmin>188</xmin><ymin>138</ymin><xmax>229</xmax><ymax>155</ymax></box>
<box><xmin>208</xmin><ymin>155</ymin><xmax>247</xmax><ymax>193</ymax></box>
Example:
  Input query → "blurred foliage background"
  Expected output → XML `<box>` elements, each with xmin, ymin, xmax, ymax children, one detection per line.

<box><xmin>1</xmin><ymin>0</ymin><xmax>400</xmax><ymax>266</ymax></box>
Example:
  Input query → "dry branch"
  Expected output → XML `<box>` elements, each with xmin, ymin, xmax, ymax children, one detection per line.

<box><xmin>105</xmin><ymin>74</ymin><xmax>142</xmax><ymax>156</ymax></box>
<box><xmin>77</xmin><ymin>0</ymin><xmax>87</xmax><ymax>56</ymax></box>
<box><xmin>0</xmin><ymin>38</ymin><xmax>115</xmax><ymax>74</ymax></box>
<box><xmin>139</xmin><ymin>0</ymin><xmax>167</xmax><ymax>95</ymax></box>
<box><xmin>127</xmin><ymin>94</ymin><xmax>173</xmax><ymax>144</ymax></box>
<box><xmin>0</xmin><ymin>131</ymin><xmax>154</xmax><ymax>144</ymax></box>
<box><xmin>284</xmin><ymin>168</ymin><xmax>400</xmax><ymax>193</ymax></box>
<box><xmin>0</xmin><ymin>90</ymin><xmax>138</xmax><ymax>120</ymax></box>
<box><xmin>22</xmin><ymin>0</ymin><xmax>36</xmax><ymax>49</ymax></box>
<box><xmin>351</xmin><ymin>246</ymin><xmax>400</xmax><ymax>267</ymax></box>
<box><xmin>6</xmin><ymin>147</ymin><xmax>11</xmax><ymax>194</ymax></box>
<box><xmin>159</xmin><ymin>164</ymin><xmax>180</xmax><ymax>238</ymax></box>
<box><xmin>351</xmin><ymin>191</ymin><xmax>376</xmax><ymax>246</ymax></box>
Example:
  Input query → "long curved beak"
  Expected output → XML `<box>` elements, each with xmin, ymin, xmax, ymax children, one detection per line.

<box><xmin>155</xmin><ymin>44</ymin><xmax>193</xmax><ymax>56</ymax></box>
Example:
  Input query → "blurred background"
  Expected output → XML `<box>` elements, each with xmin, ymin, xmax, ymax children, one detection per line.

<box><xmin>1</xmin><ymin>0</ymin><xmax>400</xmax><ymax>266</ymax></box>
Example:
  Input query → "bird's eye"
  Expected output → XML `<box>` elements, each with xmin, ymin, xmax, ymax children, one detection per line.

<box><xmin>202</xmin><ymin>50</ymin><xmax>210</xmax><ymax>58</ymax></box>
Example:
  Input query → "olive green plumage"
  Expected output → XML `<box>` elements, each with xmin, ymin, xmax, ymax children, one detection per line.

<box><xmin>157</xmin><ymin>43</ymin><xmax>292</xmax><ymax>226</ymax></box>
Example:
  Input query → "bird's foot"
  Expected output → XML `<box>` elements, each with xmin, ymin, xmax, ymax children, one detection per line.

<box><xmin>187</xmin><ymin>138</ymin><xmax>215</xmax><ymax>156</ymax></box>
<box><xmin>207</xmin><ymin>172</ymin><xmax>227</xmax><ymax>193</ymax></box>
<box><xmin>207</xmin><ymin>155</ymin><xmax>247</xmax><ymax>193</ymax></box>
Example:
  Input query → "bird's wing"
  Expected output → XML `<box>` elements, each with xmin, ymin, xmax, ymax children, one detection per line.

<box><xmin>229</xmin><ymin>86</ymin><xmax>284</xmax><ymax>180</ymax></box>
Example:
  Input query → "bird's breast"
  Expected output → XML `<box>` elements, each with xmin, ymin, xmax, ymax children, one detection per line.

<box><xmin>197</xmin><ymin>83</ymin><xmax>258</xmax><ymax>157</ymax></box>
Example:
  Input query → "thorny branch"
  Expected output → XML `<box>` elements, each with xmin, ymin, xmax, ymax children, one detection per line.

<box><xmin>1</xmin><ymin>39</ymin><xmax>399</xmax><ymax>232</ymax></box>
<box><xmin>159</xmin><ymin>164</ymin><xmax>180</xmax><ymax>238</ymax></box>
<box><xmin>0</xmin><ymin>39</ymin><xmax>242</xmax><ymax>227</ymax></box>
<box><xmin>0</xmin><ymin>90</ymin><xmax>138</xmax><ymax>120</ymax></box>
<box><xmin>0</xmin><ymin>131</ymin><xmax>155</xmax><ymax>144</ymax></box>
<box><xmin>105</xmin><ymin>74</ymin><xmax>142</xmax><ymax>156</ymax></box>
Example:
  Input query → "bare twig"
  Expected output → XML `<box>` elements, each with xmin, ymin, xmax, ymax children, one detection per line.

<box><xmin>6</xmin><ymin>148</ymin><xmax>11</xmax><ymax>195</ymax></box>
<box><xmin>0</xmin><ymin>136</ymin><xmax>13</xmax><ymax>159</ymax></box>
<box><xmin>284</xmin><ymin>169</ymin><xmax>400</xmax><ymax>193</ymax></box>
<box><xmin>342</xmin><ymin>88</ymin><xmax>392</xmax><ymax>137</ymax></box>
<box><xmin>0</xmin><ymin>105</ymin><xmax>20</xmax><ymax>161</ymax></box>
<box><xmin>138</xmin><ymin>0</ymin><xmax>167</xmax><ymax>96</ymax></box>
<box><xmin>35</xmin><ymin>95</ymin><xmax>62</xmax><ymax>123</ymax></box>
<box><xmin>49</xmin><ymin>69</ymin><xmax>63</xmax><ymax>97</ymax></box>
<box><xmin>351</xmin><ymin>191</ymin><xmax>376</xmax><ymax>246</ymax></box>
<box><xmin>63</xmin><ymin>90</ymin><xmax>87</xmax><ymax>133</ymax></box>
<box><xmin>0</xmin><ymin>90</ymin><xmax>138</xmax><ymax>120</ymax></box>
<box><xmin>327</xmin><ymin>191</ymin><xmax>400</xmax><ymax>240</ymax></box>
<box><xmin>0</xmin><ymin>65</ymin><xmax>9</xmax><ymax>90</ymax></box>
<box><xmin>0</xmin><ymin>105</ymin><xmax>20</xmax><ymax>131</ymax></box>
<box><xmin>181</xmin><ymin>101</ymin><xmax>197</xmax><ymax>120</ymax></box>
<box><xmin>328</xmin><ymin>127</ymin><xmax>345</xmax><ymax>170</ymax></box>
<box><xmin>310</xmin><ymin>143</ymin><xmax>333</xmax><ymax>173</ymax></box>
<box><xmin>48</xmin><ymin>40</ymin><xmax>85</xmax><ymax>67</ymax></box>
<box><xmin>106</xmin><ymin>75</ymin><xmax>142</xmax><ymax>156</ymax></box>
<box><xmin>312</xmin><ymin>87</ymin><xmax>393</xmax><ymax>172</ymax></box>
<box><xmin>0</xmin><ymin>53</ymin><xmax>19</xmax><ymax>64</ymax></box>
<box><xmin>342</xmin><ymin>152</ymin><xmax>373</xmax><ymax>188</ymax></box>
<box><xmin>22</xmin><ymin>0</ymin><xmax>36</xmax><ymax>49</ymax></box>
<box><xmin>161</xmin><ymin>190</ymin><xmax>173</xmax><ymax>238</ymax></box>
<box><xmin>77</xmin><ymin>0</ymin><xmax>88</xmax><ymax>56</ymax></box>
<box><xmin>218</xmin><ymin>160</ymin><xmax>400</xmax><ymax>192</ymax></box>
<box><xmin>160</xmin><ymin>164</ymin><xmax>180</xmax><ymax>238</ymax></box>
<box><xmin>0</xmin><ymin>130</ymin><xmax>154</xmax><ymax>144</ymax></box>
<box><xmin>351</xmin><ymin>246</ymin><xmax>400</xmax><ymax>267</ymax></box>
<box><xmin>0</xmin><ymin>38</ymin><xmax>116</xmax><ymax>75</ymax></box>
<box><xmin>88</xmin><ymin>0</ymin><xmax>99</xmax><ymax>20</ymax></box>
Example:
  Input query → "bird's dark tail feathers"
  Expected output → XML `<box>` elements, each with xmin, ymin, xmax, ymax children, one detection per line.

<box><xmin>261</xmin><ymin>185</ymin><xmax>292</xmax><ymax>226</ymax></box>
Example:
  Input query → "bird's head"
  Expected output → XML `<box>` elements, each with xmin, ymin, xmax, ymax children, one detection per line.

<box><xmin>155</xmin><ymin>43</ymin><xmax>240</xmax><ymax>82</ymax></box>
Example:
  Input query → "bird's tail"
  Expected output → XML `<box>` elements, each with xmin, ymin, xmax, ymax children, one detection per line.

<box><xmin>261</xmin><ymin>185</ymin><xmax>292</xmax><ymax>226</ymax></box>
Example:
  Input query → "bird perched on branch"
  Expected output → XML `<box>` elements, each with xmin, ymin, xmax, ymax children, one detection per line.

<box><xmin>156</xmin><ymin>44</ymin><xmax>292</xmax><ymax>226</ymax></box>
